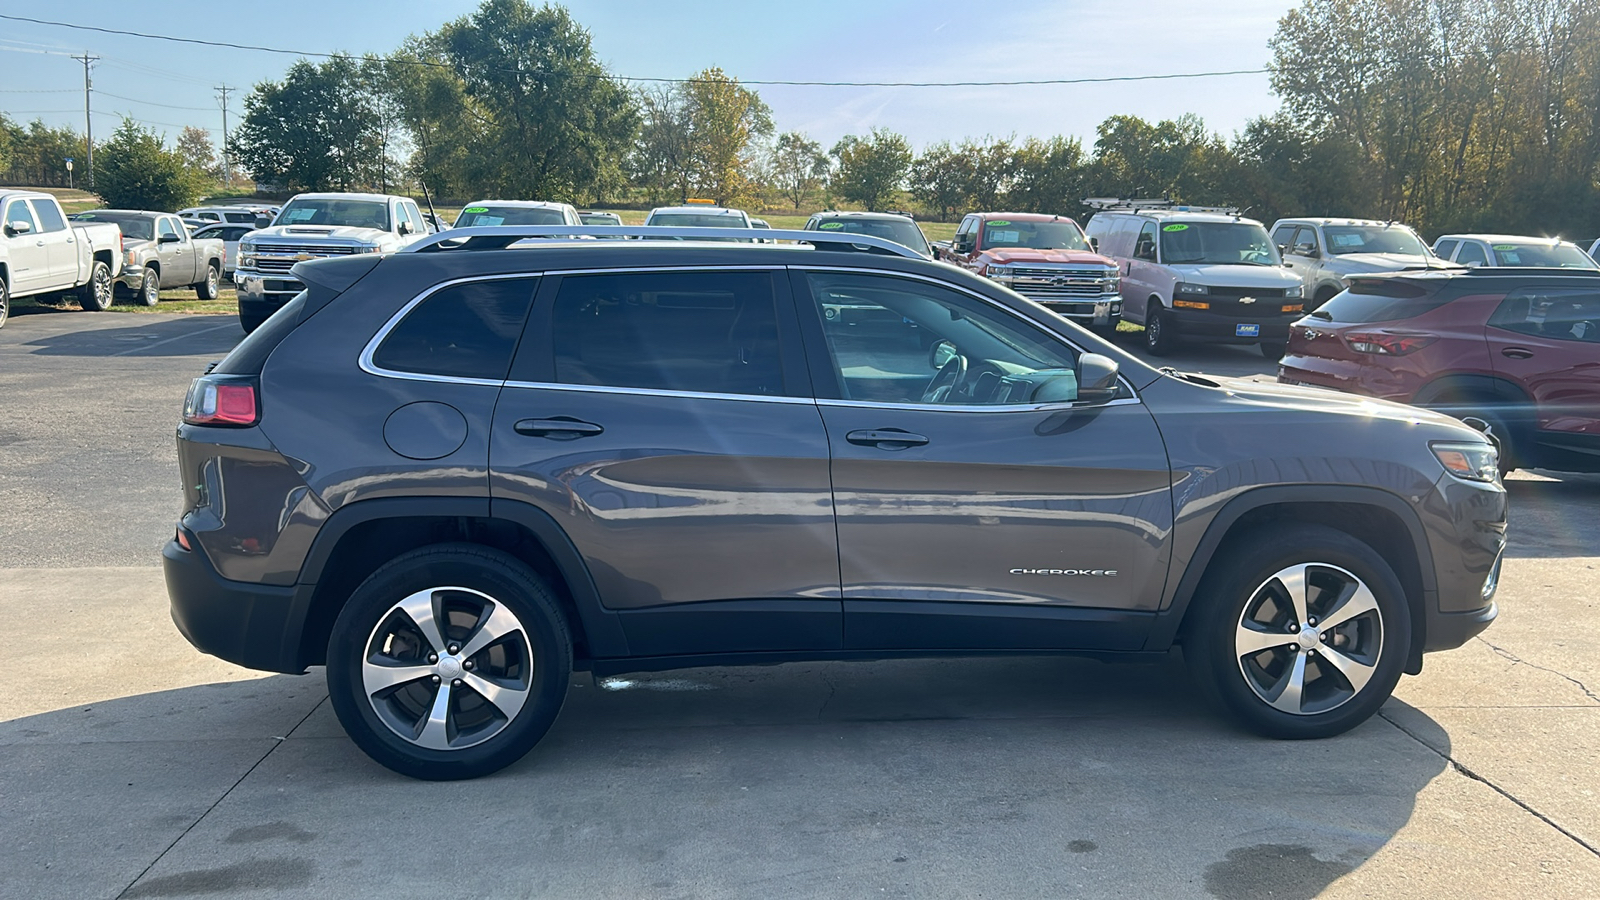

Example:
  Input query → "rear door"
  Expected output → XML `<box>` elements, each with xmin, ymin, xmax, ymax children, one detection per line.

<box><xmin>490</xmin><ymin>267</ymin><xmax>841</xmax><ymax>656</ymax></box>
<box><xmin>792</xmin><ymin>268</ymin><xmax>1172</xmax><ymax>651</ymax></box>
<box><xmin>1486</xmin><ymin>286</ymin><xmax>1600</xmax><ymax>441</ymax></box>
<box><xmin>27</xmin><ymin>198</ymin><xmax>76</xmax><ymax>291</ymax></box>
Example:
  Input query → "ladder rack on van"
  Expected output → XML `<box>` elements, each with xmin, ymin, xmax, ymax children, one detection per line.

<box><xmin>1082</xmin><ymin>197</ymin><xmax>1241</xmax><ymax>216</ymax></box>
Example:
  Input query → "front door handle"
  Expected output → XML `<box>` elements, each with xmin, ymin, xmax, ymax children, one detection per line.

<box><xmin>846</xmin><ymin>429</ymin><xmax>929</xmax><ymax>450</ymax></box>
<box><xmin>1501</xmin><ymin>347</ymin><xmax>1534</xmax><ymax>360</ymax></box>
<box><xmin>514</xmin><ymin>417</ymin><xmax>604</xmax><ymax>439</ymax></box>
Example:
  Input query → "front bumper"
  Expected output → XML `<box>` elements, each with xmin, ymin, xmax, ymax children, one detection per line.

<box><xmin>236</xmin><ymin>271</ymin><xmax>304</xmax><ymax>320</ymax></box>
<box><xmin>164</xmin><ymin>537</ymin><xmax>305</xmax><ymax>674</ymax></box>
<box><xmin>1169</xmin><ymin>308</ymin><xmax>1295</xmax><ymax>343</ymax></box>
<box><xmin>1033</xmin><ymin>296</ymin><xmax>1121</xmax><ymax>326</ymax></box>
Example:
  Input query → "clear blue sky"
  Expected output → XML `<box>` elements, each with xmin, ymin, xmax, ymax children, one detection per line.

<box><xmin>1</xmin><ymin>0</ymin><xmax>1295</xmax><ymax>154</ymax></box>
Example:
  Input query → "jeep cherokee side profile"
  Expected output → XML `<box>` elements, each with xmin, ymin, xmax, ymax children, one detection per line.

<box><xmin>165</xmin><ymin>225</ymin><xmax>1506</xmax><ymax>780</ymax></box>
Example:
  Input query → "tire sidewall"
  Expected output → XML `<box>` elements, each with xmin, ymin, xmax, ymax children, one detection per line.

<box><xmin>326</xmin><ymin>544</ymin><xmax>572</xmax><ymax>780</ymax></box>
<box><xmin>79</xmin><ymin>262</ymin><xmax>112</xmax><ymax>311</ymax></box>
<box><xmin>1145</xmin><ymin>301</ymin><xmax>1173</xmax><ymax>355</ymax></box>
<box><xmin>141</xmin><ymin>268</ymin><xmax>161</xmax><ymax>306</ymax></box>
<box><xmin>0</xmin><ymin>278</ymin><xmax>8</xmax><ymax>328</ymax></box>
<box><xmin>198</xmin><ymin>264</ymin><xmax>220</xmax><ymax>300</ymax></box>
<box><xmin>1187</xmin><ymin>525</ymin><xmax>1412</xmax><ymax>739</ymax></box>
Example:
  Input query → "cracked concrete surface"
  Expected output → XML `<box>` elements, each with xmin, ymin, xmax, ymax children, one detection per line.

<box><xmin>2</xmin><ymin>314</ymin><xmax>1598</xmax><ymax>898</ymax></box>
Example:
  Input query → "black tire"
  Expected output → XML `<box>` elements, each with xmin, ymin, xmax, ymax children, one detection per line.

<box><xmin>326</xmin><ymin>543</ymin><xmax>572</xmax><ymax>780</ymax></box>
<box><xmin>0</xmin><ymin>278</ymin><xmax>8</xmax><ymax>329</ymax></box>
<box><xmin>1260</xmin><ymin>341</ymin><xmax>1287</xmax><ymax>360</ymax></box>
<box><xmin>1092</xmin><ymin>314</ymin><xmax>1122</xmax><ymax>339</ymax></box>
<box><xmin>1144</xmin><ymin>300</ymin><xmax>1177</xmax><ymax>356</ymax></box>
<box><xmin>137</xmin><ymin>267</ymin><xmax>161</xmax><ymax>307</ymax></box>
<box><xmin>1183</xmin><ymin>524</ymin><xmax>1411</xmax><ymax>740</ymax></box>
<box><xmin>196</xmin><ymin>263</ymin><xmax>221</xmax><ymax>300</ymax></box>
<box><xmin>1418</xmin><ymin>389</ymin><xmax>1525</xmax><ymax>473</ymax></box>
<box><xmin>77</xmin><ymin>260</ymin><xmax>114</xmax><ymax>311</ymax></box>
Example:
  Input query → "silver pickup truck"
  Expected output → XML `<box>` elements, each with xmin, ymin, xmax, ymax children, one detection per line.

<box><xmin>73</xmin><ymin>210</ymin><xmax>227</xmax><ymax>306</ymax></box>
<box><xmin>0</xmin><ymin>190</ymin><xmax>123</xmax><ymax>327</ymax></box>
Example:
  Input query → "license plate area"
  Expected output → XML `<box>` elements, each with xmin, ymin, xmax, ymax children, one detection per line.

<box><xmin>1236</xmin><ymin>323</ymin><xmax>1261</xmax><ymax>337</ymax></box>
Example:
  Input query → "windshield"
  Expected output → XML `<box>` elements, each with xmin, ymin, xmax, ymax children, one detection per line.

<box><xmin>813</xmin><ymin>218</ymin><xmax>931</xmax><ymax>255</ymax></box>
<box><xmin>981</xmin><ymin>219</ymin><xmax>1088</xmax><ymax>251</ymax></box>
<box><xmin>454</xmin><ymin>206</ymin><xmax>567</xmax><ymax>227</ymax></box>
<box><xmin>1322</xmin><ymin>225</ymin><xmax>1429</xmax><ymax>256</ymax></box>
<box><xmin>1161</xmin><ymin>222</ymin><xmax>1279</xmax><ymax>266</ymax></box>
<box><xmin>647</xmin><ymin>213</ymin><xmax>747</xmax><ymax>228</ymax></box>
<box><xmin>276</xmin><ymin>198</ymin><xmax>389</xmax><ymax>230</ymax></box>
<box><xmin>1489</xmin><ymin>242</ymin><xmax>1599</xmax><ymax>269</ymax></box>
<box><xmin>579</xmin><ymin>213</ymin><xmax>620</xmax><ymax>225</ymax></box>
<box><xmin>76</xmin><ymin>212</ymin><xmax>154</xmax><ymax>240</ymax></box>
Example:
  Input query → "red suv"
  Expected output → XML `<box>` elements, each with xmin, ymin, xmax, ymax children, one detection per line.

<box><xmin>1278</xmin><ymin>268</ymin><xmax>1600</xmax><ymax>472</ymax></box>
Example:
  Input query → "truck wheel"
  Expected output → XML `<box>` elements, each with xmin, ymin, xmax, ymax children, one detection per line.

<box><xmin>196</xmin><ymin>263</ymin><xmax>221</xmax><ymax>300</ymax></box>
<box><xmin>326</xmin><ymin>543</ymin><xmax>573</xmax><ymax>780</ymax></box>
<box><xmin>77</xmin><ymin>261</ymin><xmax>113</xmax><ymax>312</ymax></box>
<box><xmin>1184</xmin><ymin>524</ymin><xmax>1411</xmax><ymax>740</ymax></box>
<box><xmin>0</xmin><ymin>278</ymin><xmax>9</xmax><ymax>329</ymax></box>
<box><xmin>1144</xmin><ymin>300</ymin><xmax>1177</xmax><ymax>356</ymax></box>
<box><xmin>138</xmin><ymin>268</ymin><xmax>161</xmax><ymax>307</ymax></box>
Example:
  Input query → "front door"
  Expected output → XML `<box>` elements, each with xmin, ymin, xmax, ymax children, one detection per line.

<box><xmin>3</xmin><ymin>198</ymin><xmax>48</xmax><ymax>294</ymax></box>
<box><xmin>791</xmin><ymin>269</ymin><xmax>1173</xmax><ymax>651</ymax></box>
<box><xmin>490</xmin><ymin>268</ymin><xmax>841</xmax><ymax>656</ymax></box>
<box><xmin>1485</xmin><ymin>285</ymin><xmax>1600</xmax><ymax>445</ymax></box>
<box><xmin>155</xmin><ymin>216</ymin><xmax>190</xmax><ymax>286</ymax></box>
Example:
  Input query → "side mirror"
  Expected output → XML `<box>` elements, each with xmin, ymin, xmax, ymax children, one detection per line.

<box><xmin>1299</xmin><ymin>245</ymin><xmax>1320</xmax><ymax>259</ymax></box>
<box><xmin>1277</xmin><ymin>243</ymin><xmax>1288</xmax><ymax>255</ymax></box>
<box><xmin>954</xmin><ymin>235</ymin><xmax>973</xmax><ymax>253</ymax></box>
<box><xmin>158</xmin><ymin>232</ymin><xmax>181</xmax><ymax>244</ymax></box>
<box><xmin>6</xmin><ymin>220</ymin><xmax>33</xmax><ymax>236</ymax></box>
<box><xmin>1075</xmin><ymin>353</ymin><xmax>1121</xmax><ymax>404</ymax></box>
<box><xmin>929</xmin><ymin>339</ymin><xmax>958</xmax><ymax>370</ymax></box>
<box><xmin>398</xmin><ymin>221</ymin><xmax>414</xmax><ymax>235</ymax></box>
<box><xmin>256</xmin><ymin>217</ymin><xmax>272</xmax><ymax>229</ymax></box>
<box><xmin>1088</xmin><ymin>236</ymin><xmax>1099</xmax><ymax>251</ymax></box>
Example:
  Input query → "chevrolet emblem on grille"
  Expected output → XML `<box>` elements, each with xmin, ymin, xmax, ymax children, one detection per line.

<box><xmin>1238</xmin><ymin>297</ymin><xmax>1256</xmax><ymax>304</ymax></box>
<box><xmin>295</xmin><ymin>252</ymin><xmax>315</xmax><ymax>261</ymax></box>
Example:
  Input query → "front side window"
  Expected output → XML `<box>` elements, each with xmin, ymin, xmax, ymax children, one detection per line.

<box><xmin>373</xmin><ymin>278</ymin><xmax>537</xmax><ymax>380</ymax></box>
<box><xmin>1434</xmin><ymin>240</ymin><xmax>1459</xmax><ymax>261</ymax></box>
<box><xmin>806</xmin><ymin>272</ymin><xmax>1080</xmax><ymax>406</ymax></box>
<box><xmin>1489</xmin><ymin>289</ymin><xmax>1600</xmax><ymax>342</ymax></box>
<box><xmin>5</xmin><ymin>200</ymin><xmax>39</xmax><ymax>234</ymax></box>
<box><xmin>1159</xmin><ymin>221</ymin><xmax>1279</xmax><ymax>266</ymax></box>
<box><xmin>1455</xmin><ymin>242</ymin><xmax>1489</xmax><ymax>266</ymax></box>
<box><xmin>1134</xmin><ymin>222</ymin><xmax>1158</xmax><ymax>260</ymax></box>
<box><xmin>552</xmin><ymin>270</ymin><xmax>784</xmax><ymax>397</ymax></box>
<box><xmin>158</xmin><ymin>218</ymin><xmax>181</xmax><ymax>240</ymax></box>
<box><xmin>1270</xmin><ymin>224</ymin><xmax>1296</xmax><ymax>248</ymax></box>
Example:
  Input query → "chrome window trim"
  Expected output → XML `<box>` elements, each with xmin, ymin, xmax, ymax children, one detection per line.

<box><xmin>790</xmin><ymin>264</ymin><xmax>1143</xmax><ymax>404</ymax></box>
<box><xmin>816</xmin><ymin>396</ymin><xmax>1143</xmax><ymax>413</ymax></box>
<box><xmin>359</xmin><ymin>272</ymin><xmax>540</xmax><ymax>386</ymax></box>
<box><xmin>499</xmin><ymin>380</ymin><xmax>814</xmax><ymax>405</ymax></box>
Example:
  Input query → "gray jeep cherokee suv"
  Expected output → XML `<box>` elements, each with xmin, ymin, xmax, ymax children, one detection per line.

<box><xmin>165</xmin><ymin>225</ymin><xmax>1506</xmax><ymax>780</ymax></box>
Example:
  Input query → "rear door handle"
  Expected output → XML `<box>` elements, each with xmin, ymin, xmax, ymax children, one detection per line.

<box><xmin>514</xmin><ymin>417</ymin><xmax>604</xmax><ymax>439</ymax></box>
<box><xmin>846</xmin><ymin>429</ymin><xmax>929</xmax><ymax>449</ymax></box>
<box><xmin>1501</xmin><ymin>347</ymin><xmax>1534</xmax><ymax>359</ymax></box>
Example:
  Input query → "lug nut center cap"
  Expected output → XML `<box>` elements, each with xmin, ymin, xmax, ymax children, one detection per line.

<box><xmin>1297</xmin><ymin>628</ymin><xmax>1320</xmax><ymax>650</ymax></box>
<box><xmin>437</xmin><ymin>655</ymin><xmax>463</xmax><ymax>679</ymax></box>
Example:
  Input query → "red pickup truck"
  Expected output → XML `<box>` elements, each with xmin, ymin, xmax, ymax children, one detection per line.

<box><xmin>933</xmin><ymin>212</ymin><xmax>1122</xmax><ymax>331</ymax></box>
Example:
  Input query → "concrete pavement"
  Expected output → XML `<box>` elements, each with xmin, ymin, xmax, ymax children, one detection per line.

<box><xmin>1</xmin><ymin>311</ymin><xmax>1596</xmax><ymax>898</ymax></box>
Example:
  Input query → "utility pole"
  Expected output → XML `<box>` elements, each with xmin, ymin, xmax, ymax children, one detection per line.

<box><xmin>215</xmin><ymin>85</ymin><xmax>234</xmax><ymax>185</ymax></box>
<box><xmin>71</xmin><ymin>53</ymin><xmax>98</xmax><ymax>189</ymax></box>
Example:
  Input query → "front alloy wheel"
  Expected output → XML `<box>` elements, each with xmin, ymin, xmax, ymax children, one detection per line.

<box><xmin>1233</xmin><ymin>563</ymin><xmax>1382</xmax><ymax>716</ymax></box>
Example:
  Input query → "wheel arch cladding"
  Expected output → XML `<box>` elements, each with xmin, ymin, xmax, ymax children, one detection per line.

<box><xmin>290</xmin><ymin>498</ymin><xmax>625</xmax><ymax>670</ymax></box>
<box><xmin>1151</xmin><ymin>487</ymin><xmax>1433</xmax><ymax>675</ymax></box>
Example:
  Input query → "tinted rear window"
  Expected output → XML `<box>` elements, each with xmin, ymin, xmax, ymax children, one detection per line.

<box><xmin>373</xmin><ymin>278</ymin><xmax>536</xmax><ymax>380</ymax></box>
<box><xmin>1317</xmin><ymin>281</ymin><xmax>1458</xmax><ymax>322</ymax></box>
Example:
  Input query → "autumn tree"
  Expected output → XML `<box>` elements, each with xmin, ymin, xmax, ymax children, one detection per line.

<box><xmin>767</xmin><ymin>131</ymin><xmax>829</xmax><ymax>210</ymax></box>
<box><xmin>175</xmin><ymin>126</ymin><xmax>220</xmax><ymax>181</ymax></box>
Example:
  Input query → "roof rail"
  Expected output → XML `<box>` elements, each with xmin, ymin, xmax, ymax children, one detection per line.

<box><xmin>1460</xmin><ymin>266</ymin><xmax>1600</xmax><ymax>277</ymax></box>
<box><xmin>1081</xmin><ymin>197</ymin><xmax>1242</xmax><ymax>216</ymax></box>
<box><xmin>404</xmin><ymin>225</ymin><xmax>925</xmax><ymax>259</ymax></box>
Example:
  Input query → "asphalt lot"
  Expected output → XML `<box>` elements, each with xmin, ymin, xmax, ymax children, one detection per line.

<box><xmin>2</xmin><ymin>307</ymin><xmax>1598</xmax><ymax>898</ymax></box>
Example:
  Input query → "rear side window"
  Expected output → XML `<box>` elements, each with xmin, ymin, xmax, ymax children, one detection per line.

<box><xmin>373</xmin><ymin>278</ymin><xmax>536</xmax><ymax>380</ymax></box>
<box><xmin>1318</xmin><ymin>281</ymin><xmax>1457</xmax><ymax>323</ymax></box>
<box><xmin>1489</xmin><ymin>289</ymin><xmax>1600</xmax><ymax>342</ymax></box>
<box><xmin>31</xmin><ymin>200</ymin><xmax>66</xmax><ymax>232</ymax></box>
<box><xmin>551</xmin><ymin>270</ymin><xmax>784</xmax><ymax>396</ymax></box>
<box><xmin>1455</xmin><ymin>242</ymin><xmax>1489</xmax><ymax>266</ymax></box>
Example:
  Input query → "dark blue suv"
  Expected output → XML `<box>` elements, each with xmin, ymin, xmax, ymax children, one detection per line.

<box><xmin>166</xmin><ymin>226</ymin><xmax>1506</xmax><ymax>779</ymax></box>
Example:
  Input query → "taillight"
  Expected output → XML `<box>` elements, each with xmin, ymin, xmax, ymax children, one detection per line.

<box><xmin>1344</xmin><ymin>331</ymin><xmax>1438</xmax><ymax>356</ymax></box>
<box><xmin>183</xmin><ymin>376</ymin><xmax>259</xmax><ymax>426</ymax></box>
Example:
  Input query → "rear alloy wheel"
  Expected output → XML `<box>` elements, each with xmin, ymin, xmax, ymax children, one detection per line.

<box><xmin>196</xmin><ymin>263</ymin><xmax>221</xmax><ymax>300</ymax></box>
<box><xmin>138</xmin><ymin>267</ymin><xmax>161</xmax><ymax>307</ymax></box>
<box><xmin>78</xmin><ymin>261</ymin><xmax>113</xmax><ymax>311</ymax></box>
<box><xmin>327</xmin><ymin>544</ymin><xmax>572</xmax><ymax>780</ymax></box>
<box><xmin>1144</xmin><ymin>300</ymin><xmax>1177</xmax><ymax>356</ymax></box>
<box><xmin>1186</xmin><ymin>524</ymin><xmax>1410</xmax><ymax>739</ymax></box>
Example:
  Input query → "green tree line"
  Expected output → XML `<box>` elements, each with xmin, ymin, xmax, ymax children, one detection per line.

<box><xmin>5</xmin><ymin>0</ymin><xmax>1597</xmax><ymax>238</ymax></box>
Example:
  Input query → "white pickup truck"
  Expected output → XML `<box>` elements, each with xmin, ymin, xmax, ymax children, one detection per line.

<box><xmin>0</xmin><ymin>190</ymin><xmax>124</xmax><ymax>327</ymax></box>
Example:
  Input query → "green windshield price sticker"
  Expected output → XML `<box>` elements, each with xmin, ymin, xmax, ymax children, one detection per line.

<box><xmin>987</xmin><ymin>220</ymin><xmax>1011</xmax><ymax>227</ymax></box>
<box><xmin>1492</xmin><ymin>244</ymin><xmax>1517</xmax><ymax>250</ymax></box>
<box><xmin>1162</xmin><ymin>224</ymin><xmax>1189</xmax><ymax>232</ymax></box>
<box><xmin>818</xmin><ymin>221</ymin><xmax>844</xmax><ymax>230</ymax></box>
<box><xmin>462</xmin><ymin>206</ymin><xmax>489</xmax><ymax>213</ymax></box>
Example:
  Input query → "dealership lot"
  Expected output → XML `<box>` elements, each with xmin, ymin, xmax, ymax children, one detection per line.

<box><xmin>2</xmin><ymin>310</ymin><xmax>1597</xmax><ymax>898</ymax></box>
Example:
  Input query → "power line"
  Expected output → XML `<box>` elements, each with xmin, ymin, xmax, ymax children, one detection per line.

<box><xmin>0</xmin><ymin>12</ymin><xmax>1271</xmax><ymax>88</ymax></box>
<box><xmin>93</xmin><ymin>89</ymin><xmax>216</xmax><ymax>111</ymax></box>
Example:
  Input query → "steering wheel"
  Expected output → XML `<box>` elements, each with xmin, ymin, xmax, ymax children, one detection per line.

<box><xmin>922</xmin><ymin>353</ymin><xmax>967</xmax><ymax>404</ymax></box>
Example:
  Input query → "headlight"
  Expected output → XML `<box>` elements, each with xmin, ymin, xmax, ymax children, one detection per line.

<box><xmin>124</xmin><ymin>249</ymin><xmax>139</xmax><ymax>266</ymax></box>
<box><xmin>1285</xmin><ymin>284</ymin><xmax>1304</xmax><ymax>299</ymax></box>
<box><xmin>239</xmin><ymin>241</ymin><xmax>256</xmax><ymax>254</ymax></box>
<box><xmin>986</xmin><ymin>265</ymin><xmax>1011</xmax><ymax>277</ymax></box>
<box><xmin>359</xmin><ymin>245</ymin><xmax>382</xmax><ymax>254</ymax></box>
<box><xmin>1175</xmin><ymin>282</ymin><xmax>1209</xmax><ymax>295</ymax></box>
<box><xmin>1432</xmin><ymin>441</ymin><xmax>1499</xmax><ymax>482</ymax></box>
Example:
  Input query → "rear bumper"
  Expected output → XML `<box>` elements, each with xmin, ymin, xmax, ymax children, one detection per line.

<box><xmin>164</xmin><ymin>538</ymin><xmax>305</xmax><ymax>674</ymax></box>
